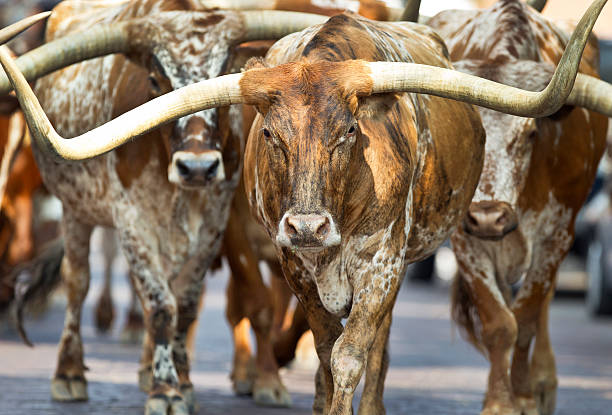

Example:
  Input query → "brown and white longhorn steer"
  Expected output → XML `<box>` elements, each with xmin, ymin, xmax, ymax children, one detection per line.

<box><xmin>238</xmin><ymin>6</ymin><xmax>610</xmax><ymax>413</ymax></box>
<box><xmin>5</xmin><ymin>3</ymin><xmax>609</xmax><ymax>414</ymax></box>
<box><xmin>0</xmin><ymin>1</ymin><xmax>325</xmax><ymax>413</ymax></box>
<box><xmin>221</xmin><ymin>0</ymin><xmax>426</xmax><ymax>391</ymax></box>
<box><xmin>428</xmin><ymin>0</ymin><xmax>611</xmax><ymax>414</ymax></box>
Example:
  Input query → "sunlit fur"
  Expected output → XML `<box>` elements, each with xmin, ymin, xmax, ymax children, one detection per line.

<box><xmin>241</xmin><ymin>12</ymin><xmax>485</xmax><ymax>414</ymax></box>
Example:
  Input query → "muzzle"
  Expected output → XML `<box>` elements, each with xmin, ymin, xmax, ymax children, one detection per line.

<box><xmin>463</xmin><ymin>201</ymin><xmax>518</xmax><ymax>240</ymax></box>
<box><xmin>168</xmin><ymin>150</ymin><xmax>225</xmax><ymax>188</ymax></box>
<box><xmin>276</xmin><ymin>210</ymin><xmax>341</xmax><ymax>251</ymax></box>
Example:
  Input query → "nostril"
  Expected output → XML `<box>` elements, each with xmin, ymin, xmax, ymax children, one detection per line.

<box><xmin>315</xmin><ymin>218</ymin><xmax>330</xmax><ymax>236</ymax></box>
<box><xmin>285</xmin><ymin>218</ymin><xmax>298</xmax><ymax>237</ymax></box>
<box><xmin>205</xmin><ymin>158</ymin><xmax>220</xmax><ymax>179</ymax></box>
<box><xmin>466</xmin><ymin>213</ymin><xmax>479</xmax><ymax>228</ymax></box>
<box><xmin>176</xmin><ymin>159</ymin><xmax>190</xmax><ymax>178</ymax></box>
<box><xmin>495</xmin><ymin>213</ymin><xmax>508</xmax><ymax>226</ymax></box>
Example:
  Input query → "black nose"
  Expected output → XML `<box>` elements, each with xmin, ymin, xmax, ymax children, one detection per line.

<box><xmin>176</xmin><ymin>158</ymin><xmax>220</xmax><ymax>183</ymax></box>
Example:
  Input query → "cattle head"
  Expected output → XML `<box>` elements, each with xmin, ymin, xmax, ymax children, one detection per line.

<box><xmin>240</xmin><ymin>59</ymin><xmax>402</xmax><ymax>251</ymax></box>
<box><xmin>454</xmin><ymin>56</ymin><xmax>588</xmax><ymax>240</ymax></box>
<box><xmin>123</xmin><ymin>10</ymin><xmax>250</xmax><ymax>189</ymax></box>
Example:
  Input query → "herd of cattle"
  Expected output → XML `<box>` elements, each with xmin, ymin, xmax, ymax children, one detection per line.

<box><xmin>0</xmin><ymin>0</ymin><xmax>611</xmax><ymax>414</ymax></box>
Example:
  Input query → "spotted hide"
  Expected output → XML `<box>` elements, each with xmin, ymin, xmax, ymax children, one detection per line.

<box><xmin>428</xmin><ymin>1</ymin><xmax>609</xmax><ymax>414</ymax></box>
<box><xmin>27</xmin><ymin>0</ymin><xmax>292</xmax><ymax>413</ymax></box>
<box><xmin>241</xmin><ymin>13</ymin><xmax>486</xmax><ymax>414</ymax></box>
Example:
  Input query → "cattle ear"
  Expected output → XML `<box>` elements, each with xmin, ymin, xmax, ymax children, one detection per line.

<box><xmin>354</xmin><ymin>93</ymin><xmax>401</xmax><ymax>120</ymax></box>
<box><xmin>241</xmin><ymin>58</ymin><xmax>275</xmax><ymax>115</ymax></box>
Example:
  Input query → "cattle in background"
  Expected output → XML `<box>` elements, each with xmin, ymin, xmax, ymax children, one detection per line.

<box><xmin>428</xmin><ymin>0</ymin><xmax>609</xmax><ymax>414</ymax></box>
<box><xmin>0</xmin><ymin>101</ymin><xmax>43</xmax><ymax>310</ymax></box>
<box><xmin>0</xmin><ymin>2</ymin><xmax>326</xmax><ymax>413</ymax></box>
<box><xmin>5</xmin><ymin>1</ymin><xmax>610</xmax><ymax>413</ymax></box>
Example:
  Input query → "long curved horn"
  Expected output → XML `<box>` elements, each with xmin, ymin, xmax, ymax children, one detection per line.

<box><xmin>366</xmin><ymin>0</ymin><xmax>607</xmax><ymax>118</ymax></box>
<box><xmin>527</xmin><ymin>0</ymin><xmax>548</xmax><ymax>13</ymax></box>
<box><xmin>240</xmin><ymin>11</ymin><xmax>327</xmax><ymax>41</ymax></box>
<box><xmin>0</xmin><ymin>44</ymin><xmax>245</xmax><ymax>160</ymax></box>
<box><xmin>0</xmin><ymin>11</ymin><xmax>326</xmax><ymax>94</ymax></box>
<box><xmin>400</xmin><ymin>0</ymin><xmax>421</xmax><ymax>22</ymax></box>
<box><xmin>567</xmin><ymin>73</ymin><xmax>612</xmax><ymax>116</ymax></box>
<box><xmin>0</xmin><ymin>12</ymin><xmax>51</xmax><ymax>45</ymax></box>
<box><xmin>198</xmin><ymin>0</ymin><xmax>276</xmax><ymax>8</ymax></box>
<box><xmin>0</xmin><ymin>23</ymin><xmax>131</xmax><ymax>95</ymax></box>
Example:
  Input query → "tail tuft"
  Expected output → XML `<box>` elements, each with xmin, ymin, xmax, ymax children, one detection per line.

<box><xmin>450</xmin><ymin>273</ymin><xmax>485</xmax><ymax>354</ymax></box>
<box><xmin>11</xmin><ymin>238</ymin><xmax>64</xmax><ymax>347</ymax></box>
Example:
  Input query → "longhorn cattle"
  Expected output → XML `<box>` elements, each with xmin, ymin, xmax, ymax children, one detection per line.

<box><xmin>4</xmin><ymin>1</ymin><xmax>610</xmax><ymax>413</ymax></box>
<box><xmin>221</xmin><ymin>0</ymin><xmax>425</xmax><ymax>390</ymax></box>
<box><xmin>0</xmin><ymin>2</ymin><xmax>326</xmax><ymax>413</ymax></box>
<box><xmin>427</xmin><ymin>1</ymin><xmax>609</xmax><ymax>414</ymax></box>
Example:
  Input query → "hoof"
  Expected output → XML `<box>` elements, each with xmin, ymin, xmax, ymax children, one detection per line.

<box><xmin>533</xmin><ymin>378</ymin><xmax>557</xmax><ymax>415</ymax></box>
<box><xmin>231</xmin><ymin>357</ymin><xmax>256</xmax><ymax>396</ymax></box>
<box><xmin>145</xmin><ymin>392</ymin><xmax>190</xmax><ymax>415</ymax></box>
<box><xmin>51</xmin><ymin>376</ymin><xmax>88</xmax><ymax>401</ymax></box>
<box><xmin>180</xmin><ymin>384</ymin><xmax>197</xmax><ymax>414</ymax></box>
<box><xmin>253</xmin><ymin>375</ymin><xmax>292</xmax><ymax>407</ymax></box>
<box><xmin>145</xmin><ymin>396</ymin><xmax>169</xmax><ymax>415</ymax></box>
<box><xmin>515</xmin><ymin>397</ymin><xmax>538</xmax><ymax>415</ymax></box>
<box><xmin>138</xmin><ymin>366</ymin><xmax>153</xmax><ymax>393</ymax></box>
<box><xmin>233</xmin><ymin>379</ymin><xmax>253</xmax><ymax>396</ymax></box>
<box><xmin>170</xmin><ymin>396</ymin><xmax>190</xmax><ymax>415</ymax></box>
<box><xmin>481</xmin><ymin>402</ymin><xmax>520</xmax><ymax>415</ymax></box>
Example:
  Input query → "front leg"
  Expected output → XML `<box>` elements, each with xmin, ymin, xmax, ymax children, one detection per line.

<box><xmin>328</xmin><ymin>263</ymin><xmax>402</xmax><ymax>415</ymax></box>
<box><xmin>119</xmin><ymin>230</ymin><xmax>187</xmax><ymax>415</ymax></box>
<box><xmin>280</xmin><ymin>258</ymin><xmax>343</xmax><ymax>414</ymax></box>
<box><xmin>358</xmin><ymin>309</ymin><xmax>392</xmax><ymax>415</ymax></box>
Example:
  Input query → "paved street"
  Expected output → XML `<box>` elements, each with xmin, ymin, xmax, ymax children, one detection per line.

<box><xmin>1</xmin><ymin>233</ymin><xmax>612</xmax><ymax>414</ymax></box>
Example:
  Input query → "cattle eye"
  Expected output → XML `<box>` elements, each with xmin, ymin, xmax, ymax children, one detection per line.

<box><xmin>148</xmin><ymin>76</ymin><xmax>160</xmax><ymax>94</ymax></box>
<box><xmin>347</xmin><ymin>125</ymin><xmax>356</xmax><ymax>136</ymax></box>
<box><xmin>262</xmin><ymin>128</ymin><xmax>271</xmax><ymax>138</ymax></box>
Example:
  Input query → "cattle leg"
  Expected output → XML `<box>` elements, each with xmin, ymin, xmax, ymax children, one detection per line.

<box><xmin>511</xmin><ymin>252</ymin><xmax>563</xmax><ymax>415</ymax></box>
<box><xmin>121</xmin><ymin>271</ymin><xmax>145</xmax><ymax>344</ymax></box>
<box><xmin>172</xmin><ymin>278</ymin><xmax>205</xmax><ymax>414</ymax></box>
<box><xmin>358</xmin><ymin>309</ymin><xmax>392</xmax><ymax>415</ymax></box>
<box><xmin>94</xmin><ymin>227</ymin><xmax>117</xmax><ymax>333</ymax></box>
<box><xmin>529</xmin><ymin>289</ymin><xmax>557</xmax><ymax>415</ymax></box>
<box><xmin>119</xmin><ymin>232</ymin><xmax>187</xmax><ymax>415</ymax></box>
<box><xmin>273</xmin><ymin>299</ymin><xmax>310</xmax><ymax>367</ymax></box>
<box><xmin>282</xmin><ymin>261</ymin><xmax>343</xmax><ymax>414</ymax></box>
<box><xmin>224</xmin><ymin>213</ymin><xmax>290</xmax><ymax>407</ymax></box>
<box><xmin>458</xmin><ymin>268</ymin><xmax>519</xmax><ymax>415</ymax></box>
<box><xmin>326</xmin><ymin>269</ymin><xmax>402</xmax><ymax>415</ymax></box>
<box><xmin>51</xmin><ymin>214</ymin><xmax>92</xmax><ymax>402</ymax></box>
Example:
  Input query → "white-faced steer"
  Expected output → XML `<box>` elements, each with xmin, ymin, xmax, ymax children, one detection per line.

<box><xmin>3</xmin><ymin>1</ymin><xmax>611</xmax><ymax>414</ymax></box>
<box><xmin>0</xmin><ymin>1</ymin><xmax>326</xmax><ymax>413</ymax></box>
<box><xmin>428</xmin><ymin>0</ymin><xmax>611</xmax><ymax>414</ymax></box>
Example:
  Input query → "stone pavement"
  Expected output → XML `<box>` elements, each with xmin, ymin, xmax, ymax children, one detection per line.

<box><xmin>1</xmin><ymin>236</ymin><xmax>612</xmax><ymax>414</ymax></box>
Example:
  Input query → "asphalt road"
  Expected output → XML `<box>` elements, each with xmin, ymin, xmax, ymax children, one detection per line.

<box><xmin>1</xmin><ymin>234</ymin><xmax>612</xmax><ymax>414</ymax></box>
